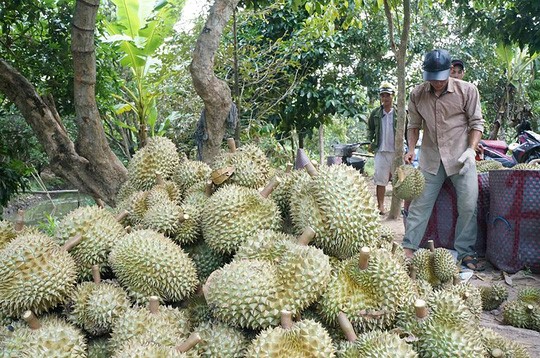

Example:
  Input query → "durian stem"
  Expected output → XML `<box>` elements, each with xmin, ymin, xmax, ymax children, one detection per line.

<box><xmin>155</xmin><ymin>173</ymin><xmax>164</xmax><ymax>185</ymax></box>
<box><xmin>227</xmin><ymin>137</ymin><xmax>237</xmax><ymax>153</ymax></box>
<box><xmin>285</xmin><ymin>163</ymin><xmax>293</xmax><ymax>173</ymax></box>
<box><xmin>304</xmin><ymin>161</ymin><xmax>318</xmax><ymax>177</ymax></box>
<box><xmin>410</xmin><ymin>266</ymin><xmax>417</xmax><ymax>280</ymax></box>
<box><xmin>205</xmin><ymin>180</ymin><xmax>214</xmax><ymax>197</ymax></box>
<box><xmin>358</xmin><ymin>247</ymin><xmax>370</xmax><ymax>270</ymax></box>
<box><xmin>176</xmin><ymin>332</ymin><xmax>202</xmax><ymax>353</ymax></box>
<box><xmin>260</xmin><ymin>176</ymin><xmax>280</xmax><ymax>198</ymax></box>
<box><xmin>180</xmin><ymin>212</ymin><xmax>189</xmax><ymax>223</ymax></box>
<box><xmin>91</xmin><ymin>265</ymin><xmax>101</xmax><ymax>284</ymax></box>
<box><xmin>125</xmin><ymin>226</ymin><xmax>132</xmax><ymax>233</ymax></box>
<box><xmin>23</xmin><ymin>311</ymin><xmax>41</xmax><ymax>330</ymax></box>
<box><xmin>297</xmin><ymin>227</ymin><xmax>316</xmax><ymax>245</ymax></box>
<box><xmin>95</xmin><ymin>198</ymin><xmax>106</xmax><ymax>208</ymax></box>
<box><xmin>148</xmin><ymin>296</ymin><xmax>160</xmax><ymax>314</ymax></box>
<box><xmin>427</xmin><ymin>240</ymin><xmax>435</xmax><ymax>252</ymax></box>
<box><xmin>414</xmin><ymin>299</ymin><xmax>428</xmax><ymax>319</ymax></box>
<box><xmin>391</xmin><ymin>241</ymin><xmax>398</xmax><ymax>254</ymax></box>
<box><xmin>491</xmin><ymin>348</ymin><xmax>504</xmax><ymax>357</ymax></box>
<box><xmin>62</xmin><ymin>234</ymin><xmax>83</xmax><ymax>251</ymax></box>
<box><xmin>337</xmin><ymin>312</ymin><xmax>357</xmax><ymax>342</ymax></box>
<box><xmin>396</xmin><ymin>166</ymin><xmax>405</xmax><ymax>187</ymax></box>
<box><xmin>453</xmin><ymin>274</ymin><xmax>461</xmax><ymax>286</ymax></box>
<box><xmin>115</xmin><ymin>210</ymin><xmax>129</xmax><ymax>223</ymax></box>
<box><xmin>280</xmin><ymin>310</ymin><xmax>294</xmax><ymax>329</ymax></box>
<box><xmin>15</xmin><ymin>209</ymin><xmax>25</xmax><ymax>231</ymax></box>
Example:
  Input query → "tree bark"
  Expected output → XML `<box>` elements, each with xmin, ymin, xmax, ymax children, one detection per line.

<box><xmin>190</xmin><ymin>0</ymin><xmax>240</xmax><ymax>163</ymax></box>
<box><xmin>0</xmin><ymin>0</ymin><xmax>128</xmax><ymax>206</ymax></box>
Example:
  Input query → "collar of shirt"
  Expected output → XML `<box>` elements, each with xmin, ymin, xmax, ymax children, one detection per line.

<box><xmin>425</xmin><ymin>77</ymin><xmax>456</xmax><ymax>96</ymax></box>
<box><xmin>383</xmin><ymin>108</ymin><xmax>394</xmax><ymax>116</ymax></box>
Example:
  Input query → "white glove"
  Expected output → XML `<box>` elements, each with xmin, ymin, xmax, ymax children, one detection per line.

<box><xmin>458</xmin><ymin>148</ymin><xmax>476</xmax><ymax>175</ymax></box>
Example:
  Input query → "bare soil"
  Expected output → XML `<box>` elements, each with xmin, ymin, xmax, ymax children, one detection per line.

<box><xmin>371</xmin><ymin>181</ymin><xmax>540</xmax><ymax>356</ymax></box>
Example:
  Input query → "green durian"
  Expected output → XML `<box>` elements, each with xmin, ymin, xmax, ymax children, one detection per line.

<box><xmin>0</xmin><ymin>220</ymin><xmax>16</xmax><ymax>250</ymax></box>
<box><xmin>174</xmin><ymin>159</ymin><xmax>212</xmax><ymax>199</ymax></box>
<box><xmin>194</xmin><ymin>320</ymin><xmax>248</xmax><ymax>357</ymax></box>
<box><xmin>185</xmin><ymin>241</ymin><xmax>231</xmax><ymax>282</ymax></box>
<box><xmin>480</xmin><ymin>283</ymin><xmax>508</xmax><ymax>311</ymax></box>
<box><xmin>355</xmin><ymin>330</ymin><xmax>418</xmax><ymax>357</ymax></box>
<box><xmin>513</xmin><ymin>163</ymin><xmax>540</xmax><ymax>170</ymax></box>
<box><xmin>480</xmin><ymin>327</ymin><xmax>530</xmax><ymax>358</ymax></box>
<box><xmin>87</xmin><ymin>337</ymin><xmax>113</xmax><ymax>358</ymax></box>
<box><xmin>392</xmin><ymin>165</ymin><xmax>425</xmax><ymax>201</ymax></box>
<box><xmin>476</xmin><ymin>160</ymin><xmax>503</xmax><ymax>172</ymax></box>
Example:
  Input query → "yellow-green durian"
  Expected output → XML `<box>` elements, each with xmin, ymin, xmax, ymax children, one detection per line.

<box><xmin>0</xmin><ymin>220</ymin><xmax>17</xmax><ymax>250</ymax></box>
<box><xmin>480</xmin><ymin>327</ymin><xmax>530</xmax><ymax>358</ymax></box>
<box><xmin>194</xmin><ymin>320</ymin><xmax>248</xmax><ymax>357</ymax></box>
<box><xmin>480</xmin><ymin>283</ymin><xmax>509</xmax><ymax>311</ymax></box>
<box><xmin>392</xmin><ymin>165</ymin><xmax>425</xmax><ymax>201</ymax></box>
<box><xmin>476</xmin><ymin>160</ymin><xmax>503</xmax><ymax>172</ymax></box>
<box><xmin>174</xmin><ymin>159</ymin><xmax>212</xmax><ymax>199</ymax></box>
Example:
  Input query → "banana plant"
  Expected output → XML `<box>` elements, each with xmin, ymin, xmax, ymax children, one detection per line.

<box><xmin>104</xmin><ymin>0</ymin><xmax>185</xmax><ymax>148</ymax></box>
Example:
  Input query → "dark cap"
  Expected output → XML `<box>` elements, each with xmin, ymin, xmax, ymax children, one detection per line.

<box><xmin>422</xmin><ymin>49</ymin><xmax>451</xmax><ymax>81</ymax></box>
<box><xmin>451</xmin><ymin>59</ymin><xmax>464</xmax><ymax>69</ymax></box>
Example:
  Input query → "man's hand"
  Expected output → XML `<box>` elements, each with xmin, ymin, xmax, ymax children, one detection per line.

<box><xmin>458</xmin><ymin>148</ymin><xmax>476</xmax><ymax>175</ymax></box>
<box><xmin>403</xmin><ymin>151</ymin><xmax>415</xmax><ymax>164</ymax></box>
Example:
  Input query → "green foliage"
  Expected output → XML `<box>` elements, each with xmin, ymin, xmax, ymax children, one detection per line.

<box><xmin>37</xmin><ymin>213</ymin><xmax>59</xmax><ymax>236</ymax></box>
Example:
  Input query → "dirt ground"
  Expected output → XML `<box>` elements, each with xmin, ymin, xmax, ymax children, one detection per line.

<box><xmin>371</xmin><ymin>181</ymin><xmax>540</xmax><ymax>356</ymax></box>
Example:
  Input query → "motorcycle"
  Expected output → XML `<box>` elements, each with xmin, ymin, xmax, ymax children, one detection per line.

<box><xmin>327</xmin><ymin>142</ymin><xmax>372</xmax><ymax>173</ymax></box>
<box><xmin>478</xmin><ymin>129</ymin><xmax>540</xmax><ymax>167</ymax></box>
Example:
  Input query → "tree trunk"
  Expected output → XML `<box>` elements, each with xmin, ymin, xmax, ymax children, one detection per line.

<box><xmin>190</xmin><ymin>0</ymin><xmax>240</xmax><ymax>163</ymax></box>
<box><xmin>0</xmin><ymin>0</ymin><xmax>128</xmax><ymax>206</ymax></box>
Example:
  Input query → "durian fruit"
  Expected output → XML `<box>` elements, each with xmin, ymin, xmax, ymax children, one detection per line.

<box><xmin>174</xmin><ymin>159</ymin><xmax>212</xmax><ymax>199</ymax></box>
<box><xmin>392</xmin><ymin>165</ymin><xmax>425</xmax><ymax>201</ymax></box>
<box><xmin>0</xmin><ymin>220</ymin><xmax>17</xmax><ymax>250</ymax></box>
<box><xmin>201</xmin><ymin>182</ymin><xmax>281</xmax><ymax>255</ymax></box>
<box><xmin>87</xmin><ymin>337</ymin><xmax>113</xmax><ymax>358</ymax></box>
<box><xmin>66</xmin><ymin>265</ymin><xmax>130</xmax><ymax>336</ymax></box>
<box><xmin>183</xmin><ymin>294</ymin><xmax>213</xmax><ymax>328</ymax></box>
<box><xmin>109</xmin><ymin>229</ymin><xmax>198</xmax><ymax>304</ymax></box>
<box><xmin>480</xmin><ymin>283</ymin><xmax>509</xmax><ymax>311</ymax></box>
<box><xmin>513</xmin><ymin>163</ymin><xmax>540</xmax><ymax>170</ymax></box>
<box><xmin>448</xmin><ymin>282</ymin><xmax>483</xmax><ymax>321</ymax></box>
<box><xmin>203</xmin><ymin>258</ymin><xmax>281</xmax><ymax>329</ymax></box>
<box><xmin>174</xmin><ymin>183</ymin><xmax>212</xmax><ymax>246</ymax></box>
<box><xmin>54</xmin><ymin>205</ymin><xmax>127</xmax><ymax>280</ymax></box>
<box><xmin>480</xmin><ymin>327</ymin><xmax>530</xmax><ymax>358</ymax></box>
<box><xmin>0</xmin><ymin>311</ymin><xmax>87</xmax><ymax>357</ymax></box>
<box><xmin>245</xmin><ymin>310</ymin><xmax>336</xmax><ymax>357</ymax></box>
<box><xmin>194</xmin><ymin>320</ymin><xmax>248</xmax><ymax>357</ymax></box>
<box><xmin>116</xmin><ymin>190</ymin><xmax>149</xmax><ymax>225</ymax></box>
<box><xmin>128</xmin><ymin>137</ymin><xmax>183</xmax><ymax>191</ymax></box>
<box><xmin>185</xmin><ymin>241</ymin><xmax>231</xmax><ymax>282</ymax></box>
<box><xmin>502</xmin><ymin>288</ymin><xmax>540</xmax><ymax>331</ymax></box>
<box><xmin>476</xmin><ymin>160</ymin><xmax>503</xmax><ymax>172</ymax></box>
<box><xmin>110</xmin><ymin>296</ymin><xmax>192</xmax><ymax>352</ymax></box>
<box><xmin>140</xmin><ymin>186</ymin><xmax>187</xmax><ymax>238</ymax></box>
<box><xmin>269</xmin><ymin>164</ymin><xmax>303</xmax><ymax>222</ymax></box>
<box><xmin>289</xmin><ymin>164</ymin><xmax>380</xmax><ymax>259</ymax></box>
<box><xmin>318</xmin><ymin>247</ymin><xmax>416</xmax><ymax>333</ymax></box>
<box><xmin>335</xmin><ymin>312</ymin><xmax>418</xmax><ymax>357</ymax></box>
<box><xmin>115</xmin><ymin>180</ymin><xmax>138</xmax><ymax>206</ymax></box>
<box><xmin>113</xmin><ymin>332</ymin><xmax>201</xmax><ymax>358</ymax></box>
<box><xmin>0</xmin><ymin>232</ymin><xmax>78</xmax><ymax>317</ymax></box>
<box><xmin>410</xmin><ymin>243</ymin><xmax>457</xmax><ymax>289</ymax></box>
<box><xmin>211</xmin><ymin>141</ymin><xmax>271</xmax><ymax>189</ymax></box>
<box><xmin>517</xmin><ymin>287</ymin><xmax>540</xmax><ymax>303</ymax></box>
<box><xmin>377</xmin><ymin>224</ymin><xmax>396</xmax><ymax>244</ymax></box>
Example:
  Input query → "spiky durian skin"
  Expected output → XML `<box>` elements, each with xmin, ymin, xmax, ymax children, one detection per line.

<box><xmin>355</xmin><ymin>330</ymin><xmax>418</xmax><ymax>358</ymax></box>
<box><xmin>174</xmin><ymin>201</ymin><xmax>202</xmax><ymax>245</ymax></box>
<box><xmin>476</xmin><ymin>160</ymin><xmax>503</xmax><ymax>172</ymax></box>
<box><xmin>431</xmin><ymin>248</ymin><xmax>457</xmax><ymax>282</ymax></box>
<box><xmin>174</xmin><ymin>159</ymin><xmax>212</xmax><ymax>198</ymax></box>
<box><xmin>245</xmin><ymin>319</ymin><xmax>336</xmax><ymax>357</ymax></box>
<box><xmin>517</xmin><ymin>287</ymin><xmax>540</xmax><ymax>303</ymax></box>
<box><xmin>235</xmin><ymin>230</ymin><xmax>332</xmax><ymax>317</ymax></box>
<box><xmin>195</xmin><ymin>320</ymin><xmax>248</xmax><ymax>357</ymax></box>
<box><xmin>110</xmin><ymin>305</ymin><xmax>191</xmax><ymax>352</ymax></box>
<box><xmin>448</xmin><ymin>282</ymin><xmax>483</xmax><ymax>322</ymax></box>
<box><xmin>480</xmin><ymin>283</ymin><xmax>509</xmax><ymax>311</ymax></box>
<box><xmin>112</xmin><ymin>340</ymin><xmax>190</xmax><ymax>358</ymax></box>
<box><xmin>87</xmin><ymin>337</ymin><xmax>113</xmax><ymax>358</ymax></box>
<box><xmin>109</xmin><ymin>229</ymin><xmax>198</xmax><ymax>304</ymax></box>
<box><xmin>480</xmin><ymin>327</ymin><xmax>530</xmax><ymax>358</ymax></box>
<box><xmin>68</xmin><ymin>281</ymin><xmax>130</xmax><ymax>336</ymax></box>
<box><xmin>417</xmin><ymin>322</ymin><xmax>485</xmax><ymax>358</ymax></box>
<box><xmin>212</xmin><ymin>144</ymin><xmax>271</xmax><ymax>189</ymax></box>
<box><xmin>1</xmin><ymin>315</ymin><xmax>87</xmax><ymax>358</ymax></box>
<box><xmin>204</xmin><ymin>259</ymin><xmax>281</xmax><ymax>330</ymax></box>
<box><xmin>201</xmin><ymin>184</ymin><xmax>281</xmax><ymax>255</ymax></box>
<box><xmin>411</xmin><ymin>248</ymin><xmax>456</xmax><ymax>289</ymax></box>
<box><xmin>116</xmin><ymin>190</ymin><xmax>149</xmax><ymax>225</ymax></box>
<box><xmin>54</xmin><ymin>206</ymin><xmax>126</xmax><ymax>280</ymax></box>
<box><xmin>392</xmin><ymin>165</ymin><xmax>425</xmax><ymax>201</ymax></box>
<box><xmin>141</xmin><ymin>198</ymin><xmax>184</xmax><ymax>237</ymax></box>
<box><xmin>0</xmin><ymin>233</ymin><xmax>77</xmax><ymax>317</ymax></box>
<box><xmin>503</xmin><ymin>300</ymin><xmax>537</xmax><ymax>330</ymax></box>
<box><xmin>318</xmin><ymin>248</ymin><xmax>415</xmax><ymax>333</ymax></box>
<box><xmin>128</xmin><ymin>137</ymin><xmax>182</xmax><ymax>191</ymax></box>
<box><xmin>513</xmin><ymin>163</ymin><xmax>540</xmax><ymax>170</ymax></box>
<box><xmin>185</xmin><ymin>241</ymin><xmax>230</xmax><ymax>282</ymax></box>
<box><xmin>289</xmin><ymin>165</ymin><xmax>380</xmax><ymax>259</ymax></box>
<box><xmin>0</xmin><ymin>220</ymin><xmax>16</xmax><ymax>250</ymax></box>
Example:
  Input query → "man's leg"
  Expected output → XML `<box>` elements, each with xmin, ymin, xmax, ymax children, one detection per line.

<box><xmin>376</xmin><ymin>185</ymin><xmax>386</xmax><ymax>213</ymax></box>
<box><xmin>402</xmin><ymin>163</ymin><xmax>447</xmax><ymax>256</ymax></box>
<box><xmin>450</xmin><ymin>167</ymin><xmax>479</xmax><ymax>261</ymax></box>
<box><xmin>373</xmin><ymin>152</ymin><xmax>393</xmax><ymax>214</ymax></box>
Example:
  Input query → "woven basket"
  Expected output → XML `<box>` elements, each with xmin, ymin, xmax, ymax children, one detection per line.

<box><xmin>486</xmin><ymin>170</ymin><xmax>540</xmax><ymax>273</ymax></box>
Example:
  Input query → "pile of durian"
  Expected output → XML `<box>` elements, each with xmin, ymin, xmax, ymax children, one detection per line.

<box><xmin>0</xmin><ymin>137</ymin><xmax>533</xmax><ymax>357</ymax></box>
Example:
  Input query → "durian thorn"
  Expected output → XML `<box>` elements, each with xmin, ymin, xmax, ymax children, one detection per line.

<box><xmin>285</xmin><ymin>163</ymin><xmax>293</xmax><ymax>173</ymax></box>
<box><xmin>62</xmin><ymin>234</ymin><xmax>83</xmax><ymax>252</ymax></box>
<box><xmin>227</xmin><ymin>137</ymin><xmax>237</xmax><ymax>153</ymax></box>
<box><xmin>23</xmin><ymin>311</ymin><xmax>41</xmax><ymax>330</ymax></box>
<box><xmin>337</xmin><ymin>312</ymin><xmax>357</xmax><ymax>342</ymax></box>
<box><xmin>95</xmin><ymin>198</ymin><xmax>106</xmax><ymax>208</ymax></box>
<box><xmin>15</xmin><ymin>209</ymin><xmax>25</xmax><ymax>232</ymax></box>
<box><xmin>395</xmin><ymin>166</ymin><xmax>406</xmax><ymax>187</ymax></box>
<box><xmin>358</xmin><ymin>247</ymin><xmax>370</xmax><ymax>270</ymax></box>
<box><xmin>176</xmin><ymin>332</ymin><xmax>202</xmax><ymax>353</ymax></box>
<box><xmin>115</xmin><ymin>210</ymin><xmax>129</xmax><ymax>223</ymax></box>
<box><xmin>391</xmin><ymin>241</ymin><xmax>398</xmax><ymax>254</ymax></box>
<box><xmin>259</xmin><ymin>176</ymin><xmax>281</xmax><ymax>198</ymax></box>
<box><xmin>414</xmin><ymin>299</ymin><xmax>428</xmax><ymax>319</ymax></box>
<box><xmin>148</xmin><ymin>296</ymin><xmax>160</xmax><ymax>314</ymax></box>
<box><xmin>491</xmin><ymin>348</ymin><xmax>504</xmax><ymax>357</ymax></box>
<box><xmin>297</xmin><ymin>227</ymin><xmax>316</xmax><ymax>245</ymax></box>
<box><xmin>205</xmin><ymin>180</ymin><xmax>214</xmax><ymax>197</ymax></box>
<box><xmin>155</xmin><ymin>173</ymin><xmax>165</xmax><ymax>185</ymax></box>
<box><xmin>91</xmin><ymin>265</ymin><xmax>101</xmax><ymax>284</ymax></box>
<box><xmin>427</xmin><ymin>240</ymin><xmax>435</xmax><ymax>252</ymax></box>
<box><xmin>304</xmin><ymin>161</ymin><xmax>318</xmax><ymax>177</ymax></box>
<box><xmin>410</xmin><ymin>266</ymin><xmax>417</xmax><ymax>280</ymax></box>
<box><xmin>280</xmin><ymin>310</ymin><xmax>294</xmax><ymax>329</ymax></box>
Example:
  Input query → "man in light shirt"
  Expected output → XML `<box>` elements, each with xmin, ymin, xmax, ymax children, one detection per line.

<box><xmin>367</xmin><ymin>81</ymin><xmax>397</xmax><ymax>215</ymax></box>
<box><xmin>450</xmin><ymin>59</ymin><xmax>465</xmax><ymax>80</ymax></box>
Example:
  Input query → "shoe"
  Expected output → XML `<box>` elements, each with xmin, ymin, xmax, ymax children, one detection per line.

<box><xmin>461</xmin><ymin>256</ymin><xmax>485</xmax><ymax>271</ymax></box>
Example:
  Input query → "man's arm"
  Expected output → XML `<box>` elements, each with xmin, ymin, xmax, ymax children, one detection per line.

<box><xmin>366</xmin><ymin>109</ymin><xmax>377</xmax><ymax>152</ymax></box>
<box><xmin>404</xmin><ymin>128</ymin><xmax>419</xmax><ymax>164</ymax></box>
